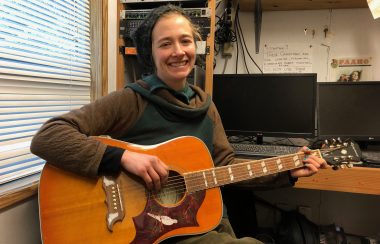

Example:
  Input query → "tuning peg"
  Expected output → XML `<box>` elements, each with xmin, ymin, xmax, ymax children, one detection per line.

<box><xmin>340</xmin><ymin>164</ymin><xmax>347</xmax><ymax>169</ymax></box>
<box><xmin>347</xmin><ymin>163</ymin><xmax>353</xmax><ymax>168</ymax></box>
<box><xmin>332</xmin><ymin>165</ymin><xmax>339</xmax><ymax>170</ymax></box>
<box><xmin>335</xmin><ymin>138</ymin><xmax>342</xmax><ymax>147</ymax></box>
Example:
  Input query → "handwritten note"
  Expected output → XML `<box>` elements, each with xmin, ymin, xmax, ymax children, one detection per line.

<box><xmin>263</xmin><ymin>44</ymin><xmax>312</xmax><ymax>73</ymax></box>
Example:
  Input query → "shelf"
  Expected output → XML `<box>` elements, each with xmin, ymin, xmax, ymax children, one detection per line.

<box><xmin>295</xmin><ymin>166</ymin><xmax>380</xmax><ymax>195</ymax></box>
<box><xmin>239</xmin><ymin>0</ymin><xmax>368</xmax><ymax>12</ymax></box>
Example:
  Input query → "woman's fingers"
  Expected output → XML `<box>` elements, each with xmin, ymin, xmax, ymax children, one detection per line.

<box><xmin>120</xmin><ymin>151</ymin><xmax>169</xmax><ymax>190</ymax></box>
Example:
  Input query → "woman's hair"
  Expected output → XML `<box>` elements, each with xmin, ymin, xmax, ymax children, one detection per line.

<box><xmin>350</xmin><ymin>70</ymin><xmax>361</xmax><ymax>81</ymax></box>
<box><xmin>132</xmin><ymin>4</ymin><xmax>202</xmax><ymax>73</ymax></box>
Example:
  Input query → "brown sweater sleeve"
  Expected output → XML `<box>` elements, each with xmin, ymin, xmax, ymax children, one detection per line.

<box><xmin>209</xmin><ymin>101</ymin><xmax>295</xmax><ymax>189</ymax></box>
<box><xmin>30</xmin><ymin>89</ymin><xmax>145</xmax><ymax>177</ymax></box>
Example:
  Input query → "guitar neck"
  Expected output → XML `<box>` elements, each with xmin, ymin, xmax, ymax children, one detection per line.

<box><xmin>184</xmin><ymin>150</ymin><xmax>322</xmax><ymax>193</ymax></box>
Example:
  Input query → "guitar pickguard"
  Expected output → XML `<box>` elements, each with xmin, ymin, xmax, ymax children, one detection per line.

<box><xmin>131</xmin><ymin>191</ymin><xmax>206</xmax><ymax>244</ymax></box>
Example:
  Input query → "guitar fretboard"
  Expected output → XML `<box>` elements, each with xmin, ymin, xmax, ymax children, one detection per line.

<box><xmin>184</xmin><ymin>150</ymin><xmax>322</xmax><ymax>193</ymax></box>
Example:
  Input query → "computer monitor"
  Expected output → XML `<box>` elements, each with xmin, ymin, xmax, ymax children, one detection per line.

<box><xmin>212</xmin><ymin>73</ymin><xmax>317</xmax><ymax>141</ymax></box>
<box><xmin>318</xmin><ymin>82</ymin><xmax>380</xmax><ymax>145</ymax></box>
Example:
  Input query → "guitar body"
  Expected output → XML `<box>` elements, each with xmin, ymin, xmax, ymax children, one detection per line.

<box><xmin>39</xmin><ymin>136</ymin><xmax>223</xmax><ymax>244</ymax></box>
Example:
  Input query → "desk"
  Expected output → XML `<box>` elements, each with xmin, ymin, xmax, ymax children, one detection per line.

<box><xmin>295</xmin><ymin>167</ymin><xmax>380</xmax><ymax>195</ymax></box>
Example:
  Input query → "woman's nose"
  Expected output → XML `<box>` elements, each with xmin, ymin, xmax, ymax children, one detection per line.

<box><xmin>172</xmin><ymin>42</ymin><xmax>185</xmax><ymax>56</ymax></box>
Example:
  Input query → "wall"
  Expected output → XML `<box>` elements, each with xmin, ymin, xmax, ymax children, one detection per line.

<box><xmin>214</xmin><ymin>8</ymin><xmax>380</xmax><ymax>81</ymax></box>
<box><xmin>213</xmin><ymin>7</ymin><xmax>380</xmax><ymax>240</ymax></box>
<box><xmin>0</xmin><ymin>196</ymin><xmax>41</xmax><ymax>244</ymax></box>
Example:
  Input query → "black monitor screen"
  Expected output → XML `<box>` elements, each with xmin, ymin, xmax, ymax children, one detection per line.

<box><xmin>318</xmin><ymin>82</ymin><xmax>380</xmax><ymax>143</ymax></box>
<box><xmin>212</xmin><ymin>73</ymin><xmax>317</xmax><ymax>138</ymax></box>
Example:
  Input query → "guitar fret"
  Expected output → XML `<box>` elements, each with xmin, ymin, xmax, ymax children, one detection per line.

<box><xmin>247</xmin><ymin>164</ymin><xmax>253</xmax><ymax>177</ymax></box>
<box><xmin>212</xmin><ymin>170</ymin><xmax>218</xmax><ymax>185</ymax></box>
<box><xmin>261</xmin><ymin>161</ymin><xmax>268</xmax><ymax>174</ymax></box>
<box><xmin>191</xmin><ymin>172</ymin><xmax>202</xmax><ymax>192</ymax></box>
<box><xmin>293</xmin><ymin>155</ymin><xmax>301</xmax><ymax>166</ymax></box>
<box><xmin>228</xmin><ymin>167</ymin><xmax>234</xmax><ymax>182</ymax></box>
<box><xmin>276</xmin><ymin>159</ymin><xmax>283</xmax><ymax>170</ymax></box>
<box><xmin>251</xmin><ymin>162</ymin><xmax>263</xmax><ymax>177</ymax></box>
<box><xmin>216</xmin><ymin>167</ymin><xmax>229</xmax><ymax>185</ymax></box>
<box><xmin>202</xmin><ymin>171</ymin><xmax>208</xmax><ymax>188</ymax></box>
<box><xmin>233</xmin><ymin>163</ymin><xmax>252</xmax><ymax>181</ymax></box>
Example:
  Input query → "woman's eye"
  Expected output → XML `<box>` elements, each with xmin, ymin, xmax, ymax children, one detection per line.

<box><xmin>181</xmin><ymin>39</ymin><xmax>193</xmax><ymax>45</ymax></box>
<box><xmin>160</xmin><ymin>42</ymin><xmax>171</xmax><ymax>47</ymax></box>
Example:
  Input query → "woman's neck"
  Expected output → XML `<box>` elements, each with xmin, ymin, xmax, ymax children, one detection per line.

<box><xmin>158</xmin><ymin>76</ymin><xmax>186</xmax><ymax>91</ymax></box>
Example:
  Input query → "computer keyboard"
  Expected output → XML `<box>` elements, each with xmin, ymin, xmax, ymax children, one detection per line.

<box><xmin>230</xmin><ymin>143</ymin><xmax>300</xmax><ymax>157</ymax></box>
<box><xmin>361</xmin><ymin>150</ymin><xmax>380</xmax><ymax>166</ymax></box>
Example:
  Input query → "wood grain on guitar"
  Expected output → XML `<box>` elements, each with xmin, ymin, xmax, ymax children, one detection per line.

<box><xmin>39</xmin><ymin>136</ymin><xmax>360</xmax><ymax>243</ymax></box>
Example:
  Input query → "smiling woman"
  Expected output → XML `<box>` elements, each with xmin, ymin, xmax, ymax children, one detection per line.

<box><xmin>151</xmin><ymin>14</ymin><xmax>197</xmax><ymax>90</ymax></box>
<box><xmin>30</xmin><ymin>4</ymin><xmax>326</xmax><ymax>244</ymax></box>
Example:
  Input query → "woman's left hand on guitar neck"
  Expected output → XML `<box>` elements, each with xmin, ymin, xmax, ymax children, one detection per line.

<box><xmin>290</xmin><ymin>147</ymin><xmax>328</xmax><ymax>178</ymax></box>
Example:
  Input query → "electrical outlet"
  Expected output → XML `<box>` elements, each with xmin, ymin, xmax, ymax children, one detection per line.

<box><xmin>298</xmin><ymin>206</ymin><xmax>312</xmax><ymax>220</ymax></box>
<box><xmin>222</xmin><ymin>42</ymin><xmax>234</xmax><ymax>57</ymax></box>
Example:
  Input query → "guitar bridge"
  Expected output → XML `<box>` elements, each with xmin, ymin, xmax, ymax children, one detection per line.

<box><xmin>102</xmin><ymin>176</ymin><xmax>125</xmax><ymax>231</ymax></box>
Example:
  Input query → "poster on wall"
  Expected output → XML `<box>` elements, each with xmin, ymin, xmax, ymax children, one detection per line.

<box><xmin>329</xmin><ymin>57</ymin><xmax>373</xmax><ymax>82</ymax></box>
<box><xmin>263</xmin><ymin>43</ymin><xmax>312</xmax><ymax>73</ymax></box>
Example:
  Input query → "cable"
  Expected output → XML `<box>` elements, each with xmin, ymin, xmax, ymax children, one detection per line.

<box><xmin>233</xmin><ymin>6</ymin><xmax>239</xmax><ymax>74</ymax></box>
<box><xmin>214</xmin><ymin>11</ymin><xmax>237</xmax><ymax>46</ymax></box>
<box><xmin>236</xmin><ymin>6</ymin><xmax>263</xmax><ymax>74</ymax></box>
<box><xmin>235</xmin><ymin>7</ymin><xmax>250</xmax><ymax>74</ymax></box>
<box><xmin>214</xmin><ymin>1</ymin><xmax>237</xmax><ymax>62</ymax></box>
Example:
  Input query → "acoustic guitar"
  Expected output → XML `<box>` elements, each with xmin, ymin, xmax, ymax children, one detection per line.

<box><xmin>39</xmin><ymin>136</ymin><xmax>361</xmax><ymax>243</ymax></box>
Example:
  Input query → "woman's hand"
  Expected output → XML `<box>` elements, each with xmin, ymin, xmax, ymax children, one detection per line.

<box><xmin>120</xmin><ymin>150</ymin><xmax>169</xmax><ymax>191</ymax></box>
<box><xmin>290</xmin><ymin>146</ymin><xmax>328</xmax><ymax>178</ymax></box>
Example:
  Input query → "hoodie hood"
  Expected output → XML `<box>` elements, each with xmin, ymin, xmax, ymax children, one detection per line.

<box><xmin>126</xmin><ymin>75</ymin><xmax>211</xmax><ymax>121</ymax></box>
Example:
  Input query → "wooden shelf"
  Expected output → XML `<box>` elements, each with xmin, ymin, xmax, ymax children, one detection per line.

<box><xmin>239</xmin><ymin>0</ymin><xmax>368</xmax><ymax>12</ymax></box>
<box><xmin>295</xmin><ymin>166</ymin><xmax>380</xmax><ymax>195</ymax></box>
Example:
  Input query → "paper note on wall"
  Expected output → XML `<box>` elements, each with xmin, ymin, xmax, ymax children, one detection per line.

<box><xmin>263</xmin><ymin>44</ymin><xmax>312</xmax><ymax>73</ymax></box>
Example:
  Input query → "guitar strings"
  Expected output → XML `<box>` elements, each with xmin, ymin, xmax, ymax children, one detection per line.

<box><xmin>117</xmin><ymin>153</ymin><xmax>304</xmax><ymax>192</ymax></box>
<box><xmin>150</xmin><ymin>158</ymin><xmax>303</xmax><ymax>198</ymax></box>
<box><xmin>118</xmin><ymin>147</ymin><xmax>349</xmax><ymax>197</ymax></box>
<box><xmin>117</xmin><ymin>152</ymin><xmax>309</xmax><ymax>195</ymax></box>
<box><xmin>116</xmin><ymin>152</ymin><xmax>314</xmax><ymax>198</ymax></box>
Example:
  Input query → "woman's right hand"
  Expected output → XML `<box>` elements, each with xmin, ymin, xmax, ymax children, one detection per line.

<box><xmin>120</xmin><ymin>150</ymin><xmax>169</xmax><ymax>191</ymax></box>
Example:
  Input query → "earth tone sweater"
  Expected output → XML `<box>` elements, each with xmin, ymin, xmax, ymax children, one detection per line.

<box><xmin>31</xmin><ymin>75</ymin><xmax>294</xmax><ymax>189</ymax></box>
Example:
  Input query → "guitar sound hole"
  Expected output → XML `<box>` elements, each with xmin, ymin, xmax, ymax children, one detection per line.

<box><xmin>154</xmin><ymin>171</ymin><xmax>185</xmax><ymax>205</ymax></box>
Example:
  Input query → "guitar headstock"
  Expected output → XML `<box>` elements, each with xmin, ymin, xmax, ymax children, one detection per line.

<box><xmin>320</xmin><ymin>138</ymin><xmax>362</xmax><ymax>170</ymax></box>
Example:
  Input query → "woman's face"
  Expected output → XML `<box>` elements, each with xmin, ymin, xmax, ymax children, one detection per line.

<box><xmin>351</xmin><ymin>71</ymin><xmax>359</xmax><ymax>81</ymax></box>
<box><xmin>151</xmin><ymin>13</ymin><xmax>196</xmax><ymax>90</ymax></box>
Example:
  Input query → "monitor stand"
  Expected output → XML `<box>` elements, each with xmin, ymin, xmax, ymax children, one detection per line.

<box><xmin>256</xmin><ymin>133</ymin><xmax>263</xmax><ymax>145</ymax></box>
